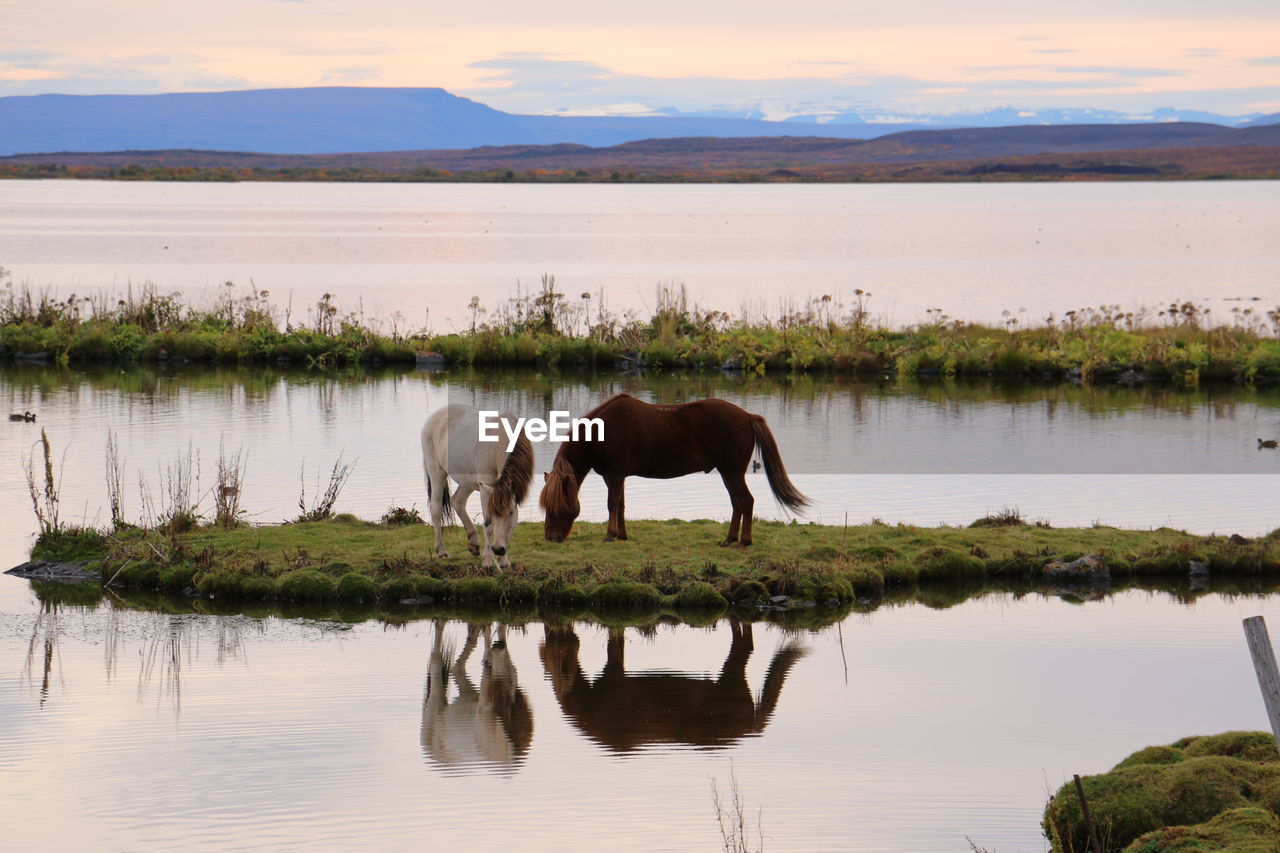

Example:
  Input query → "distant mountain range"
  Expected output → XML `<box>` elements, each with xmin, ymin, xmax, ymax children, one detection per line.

<box><xmin>7</xmin><ymin>122</ymin><xmax>1278</xmax><ymax>184</ymax></box>
<box><xmin>1</xmin><ymin>86</ymin><xmax>1277</xmax><ymax>157</ymax></box>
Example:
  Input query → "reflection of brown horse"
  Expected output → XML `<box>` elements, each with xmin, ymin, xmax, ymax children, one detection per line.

<box><xmin>539</xmin><ymin>620</ymin><xmax>805</xmax><ymax>752</ymax></box>
<box><xmin>422</xmin><ymin>621</ymin><xmax>533</xmax><ymax>773</ymax></box>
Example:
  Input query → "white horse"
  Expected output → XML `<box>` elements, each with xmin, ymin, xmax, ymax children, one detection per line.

<box><xmin>420</xmin><ymin>403</ymin><xmax>534</xmax><ymax>570</ymax></box>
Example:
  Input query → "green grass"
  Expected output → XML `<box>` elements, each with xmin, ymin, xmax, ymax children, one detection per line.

<box><xmin>1043</xmin><ymin>732</ymin><xmax>1280</xmax><ymax>853</ymax></box>
<box><xmin>39</xmin><ymin>516</ymin><xmax>1280</xmax><ymax>611</ymax></box>
<box><xmin>3</xmin><ymin>279</ymin><xmax>1277</xmax><ymax>380</ymax></box>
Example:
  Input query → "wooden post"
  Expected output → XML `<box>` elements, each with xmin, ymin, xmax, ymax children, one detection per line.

<box><xmin>1243</xmin><ymin>616</ymin><xmax>1280</xmax><ymax>748</ymax></box>
<box><xmin>1072</xmin><ymin>774</ymin><xmax>1103</xmax><ymax>853</ymax></box>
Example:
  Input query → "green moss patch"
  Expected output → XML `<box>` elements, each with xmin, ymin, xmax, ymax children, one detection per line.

<box><xmin>1044</xmin><ymin>732</ymin><xmax>1280</xmax><ymax>853</ymax></box>
<box><xmin>29</xmin><ymin>516</ymin><xmax>1280</xmax><ymax>613</ymax></box>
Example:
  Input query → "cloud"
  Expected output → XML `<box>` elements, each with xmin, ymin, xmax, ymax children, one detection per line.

<box><xmin>0</xmin><ymin>50</ymin><xmax>247</xmax><ymax>95</ymax></box>
<box><xmin>1183</xmin><ymin>47</ymin><xmax>1223</xmax><ymax>59</ymax></box>
<box><xmin>1032</xmin><ymin>49</ymin><xmax>1077</xmax><ymax>54</ymax></box>
<box><xmin>1244</xmin><ymin>56</ymin><xmax>1280</xmax><ymax>65</ymax></box>
<box><xmin>964</xmin><ymin>64</ymin><xmax>1183</xmax><ymax>78</ymax></box>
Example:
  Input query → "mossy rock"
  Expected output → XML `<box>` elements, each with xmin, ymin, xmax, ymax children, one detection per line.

<box><xmin>1044</xmin><ymin>732</ymin><xmax>1280</xmax><ymax>853</ymax></box>
<box><xmin>116</xmin><ymin>563</ymin><xmax>160</xmax><ymax>590</ymax></box>
<box><xmin>197</xmin><ymin>569</ymin><xmax>247</xmax><ymax>598</ymax></box>
<box><xmin>318</xmin><ymin>561</ymin><xmax>355</xmax><ymax>577</ymax></box>
<box><xmin>1114</xmin><ymin>746</ymin><xmax>1186</xmax><ymax>770</ymax></box>
<box><xmin>914</xmin><ymin>546</ymin><xmax>985</xmax><ymax>580</ymax></box>
<box><xmin>537</xmin><ymin>578</ymin><xmax>588</xmax><ymax>607</ymax></box>
<box><xmin>729</xmin><ymin>579</ymin><xmax>770</xmax><ymax>604</ymax></box>
<box><xmin>1125</xmin><ymin>807</ymin><xmax>1280</xmax><ymax>853</ymax></box>
<box><xmin>31</xmin><ymin>526</ymin><xmax>109</xmax><ymax>562</ymax></box>
<box><xmin>452</xmin><ymin>577</ymin><xmax>503</xmax><ymax>604</ymax></box>
<box><xmin>499</xmin><ymin>578</ymin><xmax>538</xmax><ymax>604</ymax></box>
<box><xmin>414</xmin><ymin>575</ymin><xmax>449</xmax><ymax>600</ymax></box>
<box><xmin>882</xmin><ymin>561</ymin><xmax>920</xmax><ymax>584</ymax></box>
<box><xmin>843</xmin><ymin>566</ymin><xmax>886</xmax><ymax>596</ymax></box>
<box><xmin>851</xmin><ymin>544</ymin><xmax>899</xmax><ymax>565</ymax></box>
<box><xmin>590</xmin><ymin>580</ymin><xmax>660</xmax><ymax>610</ymax></box>
<box><xmin>379</xmin><ymin>577</ymin><xmax>419</xmax><ymax>603</ymax></box>
<box><xmin>278</xmin><ymin>569</ymin><xmax>335</xmax><ymax>602</ymax></box>
<box><xmin>814</xmin><ymin>577</ymin><xmax>855</xmax><ymax>604</ymax></box>
<box><xmin>335</xmin><ymin>572</ymin><xmax>377</xmax><ymax>604</ymax></box>
<box><xmin>673</xmin><ymin>581</ymin><xmax>728</xmax><ymax>610</ymax></box>
<box><xmin>157</xmin><ymin>565</ymin><xmax>196</xmax><ymax>592</ymax></box>
<box><xmin>1178</xmin><ymin>731</ymin><xmax>1280</xmax><ymax>764</ymax></box>
<box><xmin>238</xmin><ymin>575</ymin><xmax>277</xmax><ymax>600</ymax></box>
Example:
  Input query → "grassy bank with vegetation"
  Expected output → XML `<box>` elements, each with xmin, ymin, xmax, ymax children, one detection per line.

<box><xmin>1042</xmin><ymin>732</ymin><xmax>1280</xmax><ymax>852</ymax></box>
<box><xmin>3</xmin><ymin>275</ymin><xmax>1279</xmax><ymax>382</ymax></box>
<box><xmin>29</xmin><ymin>513</ymin><xmax>1280</xmax><ymax>612</ymax></box>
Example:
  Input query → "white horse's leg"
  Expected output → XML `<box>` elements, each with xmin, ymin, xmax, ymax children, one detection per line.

<box><xmin>426</xmin><ymin>465</ymin><xmax>450</xmax><ymax>558</ymax></box>
<box><xmin>451</xmin><ymin>482</ymin><xmax>483</xmax><ymax>557</ymax></box>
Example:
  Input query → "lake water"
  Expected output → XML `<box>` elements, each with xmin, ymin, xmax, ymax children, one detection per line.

<box><xmin>2</xmin><ymin>179</ymin><xmax>1280</xmax><ymax>851</ymax></box>
<box><xmin>1</xmin><ymin>180</ymin><xmax>1277</xmax><ymax>329</ymax></box>
<box><xmin>2</xmin><ymin>584</ymin><xmax>1278</xmax><ymax>852</ymax></box>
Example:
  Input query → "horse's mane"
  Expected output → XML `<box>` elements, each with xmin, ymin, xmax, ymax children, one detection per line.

<box><xmin>539</xmin><ymin>452</ymin><xmax>578</xmax><ymax>514</ymax></box>
<box><xmin>487</xmin><ymin>432</ymin><xmax>534</xmax><ymax>517</ymax></box>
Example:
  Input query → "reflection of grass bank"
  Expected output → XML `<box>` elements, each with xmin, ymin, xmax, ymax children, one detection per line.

<box><xmin>29</xmin><ymin>574</ymin><xmax>1280</xmax><ymax>631</ymax></box>
<box><xmin>1043</xmin><ymin>732</ymin><xmax>1280</xmax><ymax>852</ymax></box>
<box><xmin>31</xmin><ymin>516</ymin><xmax>1280</xmax><ymax>610</ymax></box>
<box><xmin>3</xmin><ymin>278</ymin><xmax>1278</xmax><ymax>381</ymax></box>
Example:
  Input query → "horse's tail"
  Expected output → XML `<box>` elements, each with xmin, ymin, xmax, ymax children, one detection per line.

<box><xmin>750</xmin><ymin>414</ymin><xmax>809</xmax><ymax>513</ymax></box>
<box><xmin>426</xmin><ymin>470</ymin><xmax>455</xmax><ymax>525</ymax></box>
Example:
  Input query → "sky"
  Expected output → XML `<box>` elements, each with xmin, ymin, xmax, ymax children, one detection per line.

<box><xmin>2</xmin><ymin>0</ymin><xmax>1279</xmax><ymax>119</ymax></box>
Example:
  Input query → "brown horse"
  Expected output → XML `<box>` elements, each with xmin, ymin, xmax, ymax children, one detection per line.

<box><xmin>539</xmin><ymin>621</ymin><xmax>805</xmax><ymax>752</ymax></box>
<box><xmin>539</xmin><ymin>394</ymin><xmax>808</xmax><ymax>545</ymax></box>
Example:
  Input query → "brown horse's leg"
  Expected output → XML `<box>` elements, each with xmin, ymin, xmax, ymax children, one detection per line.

<box><xmin>616</xmin><ymin>477</ymin><xmax>628</xmax><ymax>540</ymax></box>
<box><xmin>603</xmin><ymin>474</ymin><xmax>628</xmax><ymax>541</ymax></box>
<box><xmin>718</xmin><ymin>467</ymin><xmax>754</xmax><ymax>546</ymax></box>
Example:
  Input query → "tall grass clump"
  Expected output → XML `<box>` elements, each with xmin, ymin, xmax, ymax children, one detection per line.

<box><xmin>214</xmin><ymin>443</ymin><xmax>247</xmax><ymax>529</ymax></box>
<box><xmin>296</xmin><ymin>454</ymin><xmax>356</xmax><ymax>522</ymax></box>
<box><xmin>23</xmin><ymin>427</ymin><xmax>62</xmax><ymax>536</ymax></box>
<box><xmin>104</xmin><ymin>430</ymin><xmax>126</xmax><ymax>530</ymax></box>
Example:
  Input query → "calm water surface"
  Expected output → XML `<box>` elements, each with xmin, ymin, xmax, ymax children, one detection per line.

<box><xmin>2</xmin><ymin>179</ymin><xmax>1279</xmax><ymax>851</ymax></box>
<box><xmin>1</xmin><ymin>180</ymin><xmax>1276</xmax><ymax>328</ymax></box>
<box><xmin>1</xmin><ymin>583</ymin><xmax>1278</xmax><ymax>852</ymax></box>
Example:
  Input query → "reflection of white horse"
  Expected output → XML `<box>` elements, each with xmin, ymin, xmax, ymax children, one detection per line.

<box><xmin>420</xmin><ymin>404</ymin><xmax>534</xmax><ymax>570</ymax></box>
<box><xmin>421</xmin><ymin>620</ymin><xmax>533</xmax><ymax>774</ymax></box>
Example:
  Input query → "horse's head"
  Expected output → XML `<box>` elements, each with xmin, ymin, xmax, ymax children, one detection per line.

<box><xmin>539</xmin><ymin>457</ymin><xmax>580</xmax><ymax>542</ymax></box>
<box><xmin>481</xmin><ymin>485</ymin><xmax>519</xmax><ymax>557</ymax></box>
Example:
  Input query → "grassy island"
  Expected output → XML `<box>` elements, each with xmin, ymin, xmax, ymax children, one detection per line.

<box><xmin>1043</xmin><ymin>732</ymin><xmax>1280</xmax><ymax>852</ymax></box>
<box><xmin>27</xmin><ymin>515</ymin><xmax>1280</xmax><ymax>613</ymax></box>
<box><xmin>3</xmin><ymin>277</ymin><xmax>1279</xmax><ymax>381</ymax></box>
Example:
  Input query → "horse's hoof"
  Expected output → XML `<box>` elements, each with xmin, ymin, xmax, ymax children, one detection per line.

<box><xmin>467</xmin><ymin>542</ymin><xmax>482</xmax><ymax>556</ymax></box>
<box><xmin>719</xmin><ymin>538</ymin><xmax>737</xmax><ymax>547</ymax></box>
<box><xmin>436</xmin><ymin>549</ymin><xmax>450</xmax><ymax>559</ymax></box>
<box><xmin>603</xmin><ymin>533</ymin><xmax>617</xmax><ymax>542</ymax></box>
